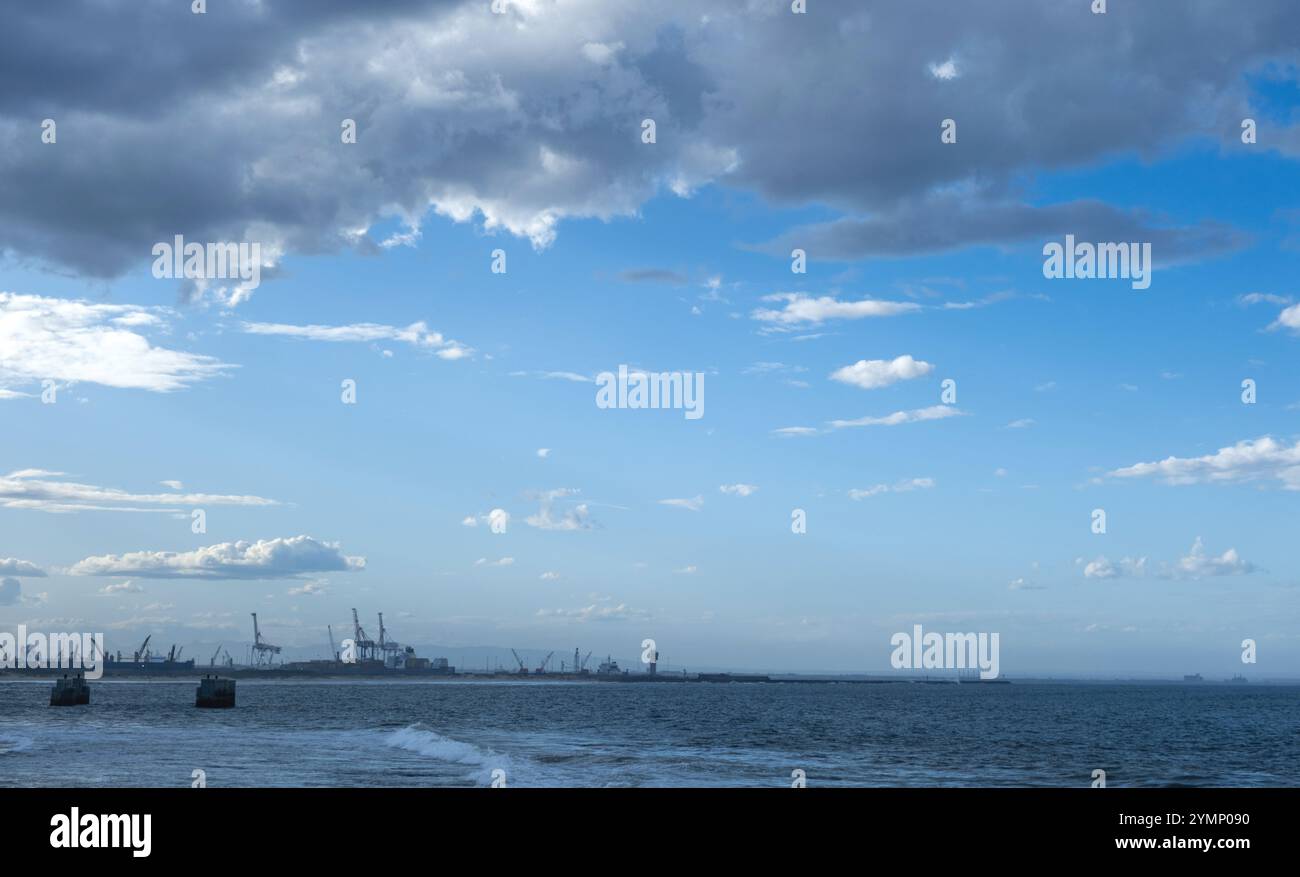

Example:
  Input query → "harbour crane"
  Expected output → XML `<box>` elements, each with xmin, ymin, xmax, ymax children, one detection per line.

<box><xmin>378</xmin><ymin>613</ymin><xmax>402</xmax><ymax>665</ymax></box>
<box><xmin>510</xmin><ymin>648</ymin><xmax>528</xmax><ymax>674</ymax></box>
<box><xmin>210</xmin><ymin>644</ymin><xmax>223</xmax><ymax>667</ymax></box>
<box><xmin>580</xmin><ymin>651</ymin><xmax>593</xmax><ymax>672</ymax></box>
<box><xmin>351</xmin><ymin>608</ymin><xmax>376</xmax><ymax>662</ymax></box>
<box><xmin>327</xmin><ymin>625</ymin><xmax>338</xmax><ymax>662</ymax></box>
<box><xmin>134</xmin><ymin>635</ymin><xmax>151</xmax><ymax>662</ymax></box>
<box><xmin>250</xmin><ymin>613</ymin><xmax>282</xmax><ymax>666</ymax></box>
<box><xmin>536</xmin><ymin>651</ymin><xmax>554</xmax><ymax>674</ymax></box>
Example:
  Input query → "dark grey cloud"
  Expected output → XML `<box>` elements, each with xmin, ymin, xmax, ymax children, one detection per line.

<box><xmin>760</xmin><ymin>197</ymin><xmax>1253</xmax><ymax>263</ymax></box>
<box><xmin>0</xmin><ymin>0</ymin><xmax>1294</xmax><ymax>283</ymax></box>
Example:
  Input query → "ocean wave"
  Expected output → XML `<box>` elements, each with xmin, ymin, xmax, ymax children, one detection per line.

<box><xmin>0</xmin><ymin>733</ymin><xmax>34</xmax><ymax>754</ymax></box>
<box><xmin>381</xmin><ymin>724</ymin><xmax>519</xmax><ymax>786</ymax></box>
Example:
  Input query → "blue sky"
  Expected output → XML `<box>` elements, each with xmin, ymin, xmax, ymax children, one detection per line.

<box><xmin>2</xmin><ymin>0</ymin><xmax>1299</xmax><ymax>676</ymax></box>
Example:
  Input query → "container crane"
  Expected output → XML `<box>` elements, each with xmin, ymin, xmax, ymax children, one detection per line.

<box><xmin>250</xmin><ymin>613</ymin><xmax>282</xmax><ymax>666</ymax></box>
<box><xmin>351</xmin><ymin>608</ymin><xmax>376</xmax><ymax>662</ymax></box>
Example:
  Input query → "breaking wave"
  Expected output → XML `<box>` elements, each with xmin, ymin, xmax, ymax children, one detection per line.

<box><xmin>0</xmin><ymin>733</ymin><xmax>34</xmax><ymax>754</ymax></box>
<box><xmin>381</xmin><ymin>724</ymin><xmax>519</xmax><ymax>786</ymax></box>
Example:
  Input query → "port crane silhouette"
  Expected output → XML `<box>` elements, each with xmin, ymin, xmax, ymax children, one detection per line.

<box><xmin>250</xmin><ymin>613</ymin><xmax>282</xmax><ymax>666</ymax></box>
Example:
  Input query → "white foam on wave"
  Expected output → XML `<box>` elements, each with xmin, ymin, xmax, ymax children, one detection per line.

<box><xmin>0</xmin><ymin>733</ymin><xmax>34</xmax><ymax>754</ymax></box>
<box><xmin>381</xmin><ymin>724</ymin><xmax>522</xmax><ymax>786</ymax></box>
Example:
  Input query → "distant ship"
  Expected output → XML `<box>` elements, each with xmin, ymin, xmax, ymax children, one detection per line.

<box><xmin>1183</xmin><ymin>673</ymin><xmax>1203</xmax><ymax>682</ymax></box>
<box><xmin>1227</xmin><ymin>674</ymin><xmax>1248</xmax><ymax>684</ymax></box>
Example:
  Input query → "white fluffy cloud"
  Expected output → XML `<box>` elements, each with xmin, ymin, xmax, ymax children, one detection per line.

<box><xmin>1173</xmin><ymin>538</ymin><xmax>1256</xmax><ymax>578</ymax></box>
<box><xmin>0</xmin><ymin>557</ymin><xmax>46</xmax><ymax>577</ymax></box>
<box><xmin>69</xmin><ymin>535</ymin><xmax>365</xmax><ymax>580</ymax></box>
<box><xmin>830</xmin><ymin>355</ymin><xmax>934</xmax><ymax>390</ymax></box>
<box><xmin>752</xmin><ymin>294</ymin><xmax>920</xmax><ymax>328</ymax></box>
<box><xmin>0</xmin><ymin>293</ymin><xmax>229</xmax><ymax>395</ymax></box>
<box><xmin>1081</xmin><ymin>556</ymin><xmax>1148</xmax><ymax>579</ymax></box>
<box><xmin>1108</xmin><ymin>436</ymin><xmax>1300</xmax><ymax>489</ymax></box>
<box><xmin>719</xmin><ymin>483</ymin><xmax>758</xmax><ymax>497</ymax></box>
<box><xmin>1269</xmin><ymin>303</ymin><xmax>1300</xmax><ymax>332</ymax></box>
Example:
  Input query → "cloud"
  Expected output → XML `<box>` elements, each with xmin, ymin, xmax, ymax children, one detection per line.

<box><xmin>752</xmin><ymin>293</ymin><xmax>920</xmax><ymax>328</ymax></box>
<box><xmin>928</xmin><ymin>57</ymin><xmax>959</xmax><ymax>81</ymax></box>
<box><xmin>536</xmin><ymin>602</ymin><xmax>648</xmax><ymax>623</ymax></box>
<box><xmin>1005</xmin><ymin>418</ymin><xmax>1036</xmax><ymax>429</ymax></box>
<box><xmin>474</xmin><ymin>557</ymin><xmax>514</xmax><ymax>567</ymax></box>
<box><xmin>0</xmin><ymin>293</ymin><xmax>230</xmax><ymax>395</ymax></box>
<box><xmin>1107</xmin><ymin>436</ymin><xmax>1300</xmax><ymax>490</ymax></box>
<box><xmin>1269</xmin><ymin>303</ymin><xmax>1300</xmax><ymax>333</ymax></box>
<box><xmin>0</xmin><ymin>0</ymin><xmax>1291</xmax><ymax>280</ymax></box>
<box><xmin>830</xmin><ymin>355</ymin><xmax>933</xmax><ymax>390</ymax></box>
<box><xmin>287</xmin><ymin>582</ymin><xmax>328</xmax><ymax>596</ymax></box>
<box><xmin>659</xmin><ymin>495</ymin><xmax>703</xmax><ymax>511</ymax></box>
<box><xmin>1173</xmin><ymin>538</ymin><xmax>1256</xmax><ymax>578</ymax></box>
<box><xmin>510</xmin><ymin>371</ymin><xmax>593</xmax><ymax>383</ymax></box>
<box><xmin>241</xmin><ymin>320</ymin><xmax>472</xmax><ymax>360</ymax></box>
<box><xmin>160</xmin><ymin>480</ymin><xmax>184</xmax><ymax>490</ymax></box>
<box><xmin>1008</xmin><ymin>578</ymin><xmax>1045</xmax><ymax>591</ymax></box>
<box><xmin>0</xmin><ymin>558</ymin><xmax>46</xmax><ymax>577</ymax></box>
<box><xmin>536</xmin><ymin>448</ymin><xmax>551</xmax><ymax>459</ymax></box>
<box><xmin>1080</xmin><ymin>556</ymin><xmax>1148</xmax><ymax>580</ymax></box>
<box><xmin>619</xmin><ymin>268</ymin><xmax>687</xmax><ymax>285</ymax></box>
<box><xmin>848</xmin><ymin>478</ymin><xmax>934</xmax><ymax>500</ymax></box>
<box><xmin>772</xmin><ymin>426</ymin><xmax>820</xmax><ymax>438</ymax></box>
<box><xmin>759</xmin><ymin>198</ymin><xmax>1249</xmax><ymax>263</ymax></box>
<box><xmin>539</xmin><ymin>571</ymin><xmax>560</xmax><ymax>581</ymax></box>
<box><xmin>719</xmin><ymin>483</ymin><xmax>758</xmax><ymax>497</ymax></box>
<box><xmin>0</xmin><ymin>468</ymin><xmax>278</xmax><ymax>514</ymax></box>
<box><xmin>1238</xmin><ymin>292</ymin><xmax>1291</xmax><ymax>307</ymax></box>
<box><xmin>68</xmin><ymin>535</ymin><xmax>365</xmax><ymax>580</ymax></box>
<box><xmin>828</xmin><ymin>405</ymin><xmax>964</xmax><ymax>430</ymax></box>
<box><xmin>98</xmin><ymin>580</ymin><xmax>142</xmax><ymax>596</ymax></box>
<box><xmin>525</xmin><ymin>488</ymin><xmax>594</xmax><ymax>531</ymax></box>
<box><xmin>674</xmin><ymin>565</ymin><xmax>698</xmax><ymax>575</ymax></box>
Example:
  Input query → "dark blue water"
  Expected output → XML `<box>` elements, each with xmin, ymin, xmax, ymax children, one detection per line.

<box><xmin>1</xmin><ymin>680</ymin><xmax>1296</xmax><ymax>787</ymax></box>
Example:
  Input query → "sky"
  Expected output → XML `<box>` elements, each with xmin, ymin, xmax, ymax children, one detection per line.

<box><xmin>2</xmin><ymin>0</ymin><xmax>1300</xmax><ymax>677</ymax></box>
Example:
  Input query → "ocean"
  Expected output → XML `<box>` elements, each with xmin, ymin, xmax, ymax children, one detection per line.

<box><xmin>2</xmin><ymin>680</ymin><xmax>1296</xmax><ymax>787</ymax></box>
